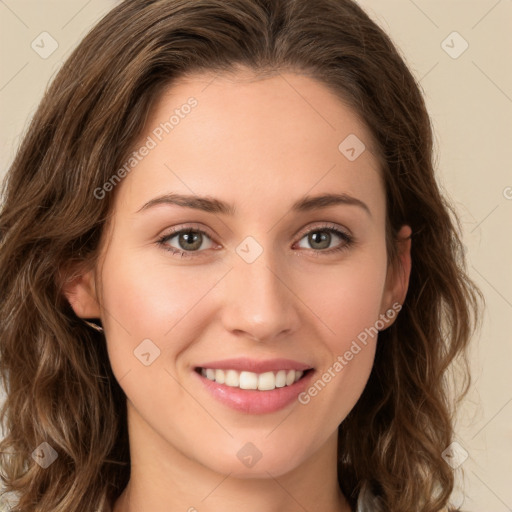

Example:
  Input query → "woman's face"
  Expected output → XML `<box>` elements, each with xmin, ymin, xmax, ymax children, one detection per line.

<box><xmin>70</xmin><ymin>69</ymin><xmax>410</xmax><ymax>478</ymax></box>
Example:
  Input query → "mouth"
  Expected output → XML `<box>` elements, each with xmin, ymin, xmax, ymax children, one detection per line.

<box><xmin>194</xmin><ymin>367</ymin><xmax>313</xmax><ymax>391</ymax></box>
<box><xmin>192</xmin><ymin>359</ymin><xmax>315</xmax><ymax>414</ymax></box>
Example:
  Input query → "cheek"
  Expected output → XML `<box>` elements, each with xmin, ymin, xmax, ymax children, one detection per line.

<box><xmin>96</xmin><ymin>250</ymin><xmax>227</xmax><ymax>422</ymax></box>
<box><xmin>297</xmin><ymin>249</ymin><xmax>388</xmax><ymax>348</ymax></box>
<box><xmin>98</xmin><ymin>248</ymin><xmax>229</xmax><ymax>361</ymax></box>
<box><xmin>293</xmin><ymin>248</ymin><xmax>387</xmax><ymax>416</ymax></box>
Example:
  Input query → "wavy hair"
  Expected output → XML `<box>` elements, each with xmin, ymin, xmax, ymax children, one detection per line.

<box><xmin>0</xmin><ymin>0</ymin><xmax>482</xmax><ymax>510</ymax></box>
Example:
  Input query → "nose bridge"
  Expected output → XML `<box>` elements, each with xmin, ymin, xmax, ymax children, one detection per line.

<box><xmin>220</xmin><ymin>241</ymin><xmax>300</xmax><ymax>342</ymax></box>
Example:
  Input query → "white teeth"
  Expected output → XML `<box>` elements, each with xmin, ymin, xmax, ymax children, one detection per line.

<box><xmin>200</xmin><ymin>368</ymin><xmax>307</xmax><ymax>391</ymax></box>
<box><xmin>275</xmin><ymin>369</ymin><xmax>287</xmax><ymax>388</ymax></box>
<box><xmin>215</xmin><ymin>369</ymin><xmax>225</xmax><ymax>384</ymax></box>
<box><xmin>239</xmin><ymin>371</ymin><xmax>258</xmax><ymax>390</ymax></box>
<box><xmin>258</xmin><ymin>371</ymin><xmax>276</xmax><ymax>391</ymax></box>
<box><xmin>224</xmin><ymin>369</ymin><xmax>240</xmax><ymax>387</ymax></box>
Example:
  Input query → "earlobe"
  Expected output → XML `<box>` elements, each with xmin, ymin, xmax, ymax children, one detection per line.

<box><xmin>381</xmin><ymin>225</ymin><xmax>412</xmax><ymax>319</ymax></box>
<box><xmin>61</xmin><ymin>268</ymin><xmax>102</xmax><ymax>320</ymax></box>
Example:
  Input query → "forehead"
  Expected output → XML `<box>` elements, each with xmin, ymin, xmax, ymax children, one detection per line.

<box><xmin>112</xmin><ymin>69</ymin><xmax>385</xmax><ymax>217</ymax></box>
<box><xmin>148</xmin><ymin>68</ymin><xmax>381</xmax><ymax>155</ymax></box>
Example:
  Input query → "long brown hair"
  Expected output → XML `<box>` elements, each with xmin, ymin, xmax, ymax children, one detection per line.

<box><xmin>0</xmin><ymin>1</ymin><xmax>482</xmax><ymax>510</ymax></box>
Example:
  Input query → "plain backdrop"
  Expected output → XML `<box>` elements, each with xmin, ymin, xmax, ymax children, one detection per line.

<box><xmin>0</xmin><ymin>1</ymin><xmax>511</xmax><ymax>511</ymax></box>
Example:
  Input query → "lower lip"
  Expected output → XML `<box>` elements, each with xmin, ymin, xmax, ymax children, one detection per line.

<box><xmin>193</xmin><ymin>369</ymin><xmax>315</xmax><ymax>414</ymax></box>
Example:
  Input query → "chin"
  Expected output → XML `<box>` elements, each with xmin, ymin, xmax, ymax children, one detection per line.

<box><xmin>200</xmin><ymin>444</ymin><xmax>308</xmax><ymax>479</ymax></box>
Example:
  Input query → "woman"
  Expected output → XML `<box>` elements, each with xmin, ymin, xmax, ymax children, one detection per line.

<box><xmin>0</xmin><ymin>1</ymin><xmax>482</xmax><ymax>511</ymax></box>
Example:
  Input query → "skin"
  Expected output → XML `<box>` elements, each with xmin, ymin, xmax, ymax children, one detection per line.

<box><xmin>65</xmin><ymin>68</ymin><xmax>411</xmax><ymax>512</ymax></box>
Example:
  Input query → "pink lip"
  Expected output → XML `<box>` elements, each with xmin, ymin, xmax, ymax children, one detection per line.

<box><xmin>193</xmin><ymin>367</ymin><xmax>315</xmax><ymax>414</ymax></box>
<box><xmin>195</xmin><ymin>357</ymin><xmax>313</xmax><ymax>373</ymax></box>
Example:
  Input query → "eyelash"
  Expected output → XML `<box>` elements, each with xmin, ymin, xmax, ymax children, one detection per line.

<box><xmin>156</xmin><ymin>223</ymin><xmax>354</xmax><ymax>259</ymax></box>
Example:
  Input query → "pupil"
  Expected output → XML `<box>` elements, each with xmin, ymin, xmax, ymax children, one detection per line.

<box><xmin>310</xmin><ymin>231</ymin><xmax>330</xmax><ymax>249</ymax></box>
<box><xmin>180</xmin><ymin>231</ymin><xmax>201</xmax><ymax>250</ymax></box>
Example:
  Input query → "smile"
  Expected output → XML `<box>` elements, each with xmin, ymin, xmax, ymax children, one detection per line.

<box><xmin>193</xmin><ymin>358</ymin><xmax>316</xmax><ymax>414</ymax></box>
<box><xmin>196</xmin><ymin>367</ymin><xmax>309</xmax><ymax>391</ymax></box>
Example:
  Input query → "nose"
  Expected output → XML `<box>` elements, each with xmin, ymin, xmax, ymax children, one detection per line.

<box><xmin>219</xmin><ymin>249</ymin><xmax>302</xmax><ymax>343</ymax></box>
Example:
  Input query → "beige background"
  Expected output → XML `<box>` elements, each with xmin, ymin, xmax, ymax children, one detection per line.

<box><xmin>1</xmin><ymin>1</ymin><xmax>511</xmax><ymax>510</ymax></box>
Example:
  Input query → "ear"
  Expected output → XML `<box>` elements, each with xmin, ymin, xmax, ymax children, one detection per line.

<box><xmin>380</xmin><ymin>224</ymin><xmax>412</xmax><ymax>322</ymax></box>
<box><xmin>61</xmin><ymin>266</ymin><xmax>102</xmax><ymax>319</ymax></box>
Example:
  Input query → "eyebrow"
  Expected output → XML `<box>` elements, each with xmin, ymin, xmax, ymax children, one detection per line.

<box><xmin>136</xmin><ymin>192</ymin><xmax>371</xmax><ymax>217</ymax></box>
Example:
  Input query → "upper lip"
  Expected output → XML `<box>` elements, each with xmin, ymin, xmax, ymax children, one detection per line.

<box><xmin>196</xmin><ymin>357</ymin><xmax>314</xmax><ymax>373</ymax></box>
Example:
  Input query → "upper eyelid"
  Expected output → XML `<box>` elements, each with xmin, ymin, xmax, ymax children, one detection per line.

<box><xmin>159</xmin><ymin>223</ymin><xmax>216</xmax><ymax>242</ymax></box>
<box><xmin>295</xmin><ymin>222</ymin><xmax>351</xmax><ymax>239</ymax></box>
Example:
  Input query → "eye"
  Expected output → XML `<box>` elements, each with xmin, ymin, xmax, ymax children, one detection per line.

<box><xmin>156</xmin><ymin>223</ymin><xmax>354</xmax><ymax>259</ymax></box>
<box><xmin>294</xmin><ymin>224</ymin><xmax>354</xmax><ymax>254</ymax></box>
<box><xmin>157</xmin><ymin>226</ymin><xmax>216</xmax><ymax>258</ymax></box>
